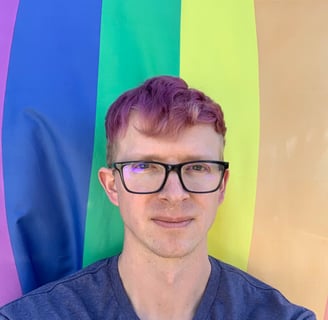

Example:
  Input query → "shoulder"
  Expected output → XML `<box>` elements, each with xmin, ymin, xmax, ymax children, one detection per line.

<box><xmin>0</xmin><ymin>256</ymin><xmax>130</xmax><ymax>320</ymax></box>
<box><xmin>210</xmin><ymin>256</ymin><xmax>278</xmax><ymax>291</ymax></box>
<box><xmin>24</xmin><ymin>256</ymin><xmax>113</xmax><ymax>296</ymax></box>
<box><xmin>207</xmin><ymin>256</ymin><xmax>316</xmax><ymax>319</ymax></box>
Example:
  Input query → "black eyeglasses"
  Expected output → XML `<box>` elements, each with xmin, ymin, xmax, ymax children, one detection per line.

<box><xmin>110</xmin><ymin>160</ymin><xmax>229</xmax><ymax>194</ymax></box>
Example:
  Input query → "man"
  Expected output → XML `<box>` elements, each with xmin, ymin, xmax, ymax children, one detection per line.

<box><xmin>0</xmin><ymin>76</ymin><xmax>316</xmax><ymax>319</ymax></box>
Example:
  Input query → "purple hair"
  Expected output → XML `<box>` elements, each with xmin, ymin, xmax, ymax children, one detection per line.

<box><xmin>105</xmin><ymin>75</ymin><xmax>226</xmax><ymax>164</ymax></box>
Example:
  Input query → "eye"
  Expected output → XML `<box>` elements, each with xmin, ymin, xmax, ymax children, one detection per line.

<box><xmin>133</xmin><ymin>162</ymin><xmax>149</xmax><ymax>169</ymax></box>
<box><xmin>184</xmin><ymin>163</ymin><xmax>211</xmax><ymax>174</ymax></box>
<box><xmin>192</xmin><ymin>164</ymin><xmax>205</xmax><ymax>171</ymax></box>
<box><xmin>128</xmin><ymin>162</ymin><xmax>161</xmax><ymax>174</ymax></box>
<box><xmin>130</xmin><ymin>162</ymin><xmax>151</xmax><ymax>171</ymax></box>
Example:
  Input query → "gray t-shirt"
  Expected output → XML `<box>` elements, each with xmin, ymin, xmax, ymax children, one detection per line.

<box><xmin>0</xmin><ymin>255</ymin><xmax>316</xmax><ymax>319</ymax></box>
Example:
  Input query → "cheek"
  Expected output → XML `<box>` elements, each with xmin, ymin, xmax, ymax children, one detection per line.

<box><xmin>114</xmin><ymin>177</ymin><xmax>133</xmax><ymax>207</ymax></box>
<box><xmin>116</xmin><ymin>191</ymin><xmax>148</xmax><ymax>223</ymax></box>
<box><xmin>116</xmin><ymin>191</ymin><xmax>132</xmax><ymax>215</ymax></box>
<box><xmin>199</xmin><ymin>194</ymin><xmax>221</xmax><ymax>220</ymax></box>
<box><xmin>200</xmin><ymin>192</ymin><xmax>221</xmax><ymax>208</ymax></box>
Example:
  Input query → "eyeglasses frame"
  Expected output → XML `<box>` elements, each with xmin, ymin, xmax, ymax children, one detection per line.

<box><xmin>110</xmin><ymin>160</ymin><xmax>229</xmax><ymax>194</ymax></box>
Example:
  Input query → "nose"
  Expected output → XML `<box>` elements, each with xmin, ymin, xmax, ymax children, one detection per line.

<box><xmin>158</xmin><ymin>171</ymin><xmax>189</xmax><ymax>202</ymax></box>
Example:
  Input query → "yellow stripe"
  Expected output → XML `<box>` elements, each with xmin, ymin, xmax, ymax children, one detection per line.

<box><xmin>180</xmin><ymin>0</ymin><xmax>259</xmax><ymax>270</ymax></box>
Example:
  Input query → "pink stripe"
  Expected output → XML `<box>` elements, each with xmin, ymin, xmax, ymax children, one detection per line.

<box><xmin>324</xmin><ymin>297</ymin><xmax>328</xmax><ymax>320</ymax></box>
<box><xmin>0</xmin><ymin>0</ymin><xmax>22</xmax><ymax>306</ymax></box>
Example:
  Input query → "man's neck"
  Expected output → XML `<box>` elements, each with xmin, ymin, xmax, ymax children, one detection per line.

<box><xmin>118</xmin><ymin>246</ymin><xmax>211</xmax><ymax>320</ymax></box>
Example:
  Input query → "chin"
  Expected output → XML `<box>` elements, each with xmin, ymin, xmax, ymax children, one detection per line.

<box><xmin>149</xmin><ymin>242</ymin><xmax>200</xmax><ymax>260</ymax></box>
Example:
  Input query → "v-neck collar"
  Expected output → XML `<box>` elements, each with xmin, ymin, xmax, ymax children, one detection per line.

<box><xmin>109</xmin><ymin>255</ymin><xmax>221</xmax><ymax>320</ymax></box>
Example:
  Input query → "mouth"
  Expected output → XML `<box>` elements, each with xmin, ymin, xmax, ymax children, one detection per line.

<box><xmin>151</xmin><ymin>217</ymin><xmax>194</xmax><ymax>229</ymax></box>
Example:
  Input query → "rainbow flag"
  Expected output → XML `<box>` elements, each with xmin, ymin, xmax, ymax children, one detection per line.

<box><xmin>0</xmin><ymin>0</ymin><xmax>327</xmax><ymax>318</ymax></box>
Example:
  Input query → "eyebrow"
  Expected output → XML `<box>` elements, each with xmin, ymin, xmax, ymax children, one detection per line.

<box><xmin>117</xmin><ymin>154</ymin><xmax>222</xmax><ymax>163</ymax></box>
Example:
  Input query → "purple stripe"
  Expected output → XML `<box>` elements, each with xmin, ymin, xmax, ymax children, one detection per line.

<box><xmin>0</xmin><ymin>0</ymin><xmax>22</xmax><ymax>306</ymax></box>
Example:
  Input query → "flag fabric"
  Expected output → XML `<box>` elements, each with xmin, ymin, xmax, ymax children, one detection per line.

<box><xmin>0</xmin><ymin>0</ymin><xmax>327</xmax><ymax>318</ymax></box>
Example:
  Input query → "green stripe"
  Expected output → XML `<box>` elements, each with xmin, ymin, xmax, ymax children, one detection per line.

<box><xmin>83</xmin><ymin>0</ymin><xmax>181</xmax><ymax>266</ymax></box>
<box><xmin>180</xmin><ymin>0</ymin><xmax>259</xmax><ymax>270</ymax></box>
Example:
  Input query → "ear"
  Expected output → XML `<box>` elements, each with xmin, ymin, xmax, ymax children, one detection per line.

<box><xmin>98</xmin><ymin>167</ymin><xmax>119</xmax><ymax>206</ymax></box>
<box><xmin>218</xmin><ymin>169</ymin><xmax>229</xmax><ymax>204</ymax></box>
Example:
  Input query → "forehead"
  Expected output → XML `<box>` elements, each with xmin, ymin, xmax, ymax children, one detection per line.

<box><xmin>114</xmin><ymin>114</ymin><xmax>224</xmax><ymax>162</ymax></box>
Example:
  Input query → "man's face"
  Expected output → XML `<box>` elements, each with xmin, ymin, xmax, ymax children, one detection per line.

<box><xmin>99</xmin><ymin>114</ymin><xmax>228</xmax><ymax>259</ymax></box>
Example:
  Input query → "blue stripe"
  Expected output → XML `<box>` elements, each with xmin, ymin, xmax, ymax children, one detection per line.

<box><xmin>2</xmin><ymin>0</ymin><xmax>102</xmax><ymax>293</ymax></box>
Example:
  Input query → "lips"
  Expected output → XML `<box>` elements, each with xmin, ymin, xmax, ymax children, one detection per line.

<box><xmin>151</xmin><ymin>217</ymin><xmax>193</xmax><ymax>228</ymax></box>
